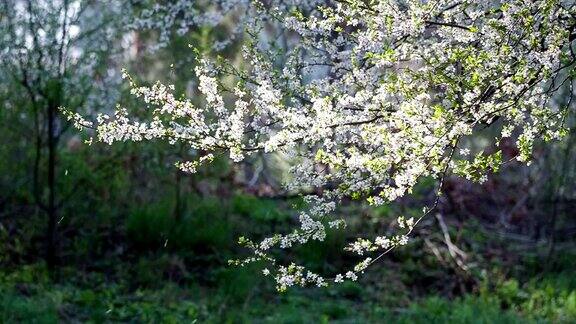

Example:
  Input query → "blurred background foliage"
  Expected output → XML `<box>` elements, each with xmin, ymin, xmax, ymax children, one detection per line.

<box><xmin>1</xmin><ymin>1</ymin><xmax>576</xmax><ymax>323</ymax></box>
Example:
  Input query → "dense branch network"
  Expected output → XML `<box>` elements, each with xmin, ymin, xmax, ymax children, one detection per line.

<box><xmin>66</xmin><ymin>0</ymin><xmax>576</xmax><ymax>291</ymax></box>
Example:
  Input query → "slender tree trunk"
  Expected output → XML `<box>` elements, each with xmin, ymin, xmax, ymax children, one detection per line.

<box><xmin>173</xmin><ymin>144</ymin><xmax>185</xmax><ymax>222</ymax></box>
<box><xmin>46</xmin><ymin>102</ymin><xmax>58</xmax><ymax>271</ymax></box>
<box><xmin>174</xmin><ymin>169</ymin><xmax>183</xmax><ymax>221</ymax></box>
<box><xmin>546</xmin><ymin>137</ymin><xmax>572</xmax><ymax>269</ymax></box>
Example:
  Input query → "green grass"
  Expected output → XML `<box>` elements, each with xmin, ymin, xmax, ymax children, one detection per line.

<box><xmin>126</xmin><ymin>196</ymin><xmax>233</xmax><ymax>251</ymax></box>
<box><xmin>2</xmin><ymin>193</ymin><xmax>575</xmax><ymax>323</ymax></box>
<box><xmin>1</xmin><ymin>262</ymin><xmax>575</xmax><ymax>323</ymax></box>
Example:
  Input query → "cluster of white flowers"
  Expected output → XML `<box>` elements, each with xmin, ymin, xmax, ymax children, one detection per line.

<box><xmin>344</xmin><ymin>216</ymin><xmax>411</xmax><ymax>256</ymax></box>
<box><xmin>273</xmin><ymin>263</ymin><xmax>327</xmax><ymax>291</ymax></box>
<box><xmin>74</xmin><ymin>0</ymin><xmax>576</xmax><ymax>291</ymax></box>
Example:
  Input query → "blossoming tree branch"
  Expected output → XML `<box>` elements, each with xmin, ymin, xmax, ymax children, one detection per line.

<box><xmin>65</xmin><ymin>0</ymin><xmax>576</xmax><ymax>291</ymax></box>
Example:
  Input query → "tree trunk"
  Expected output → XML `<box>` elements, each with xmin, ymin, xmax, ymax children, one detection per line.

<box><xmin>46</xmin><ymin>102</ymin><xmax>58</xmax><ymax>271</ymax></box>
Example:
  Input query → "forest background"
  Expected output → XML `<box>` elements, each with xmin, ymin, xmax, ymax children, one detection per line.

<box><xmin>1</xmin><ymin>1</ymin><xmax>576</xmax><ymax>322</ymax></box>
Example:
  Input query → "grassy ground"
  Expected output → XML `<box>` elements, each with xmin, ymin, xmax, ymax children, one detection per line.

<box><xmin>2</xmin><ymin>247</ymin><xmax>576</xmax><ymax>322</ymax></box>
<box><xmin>1</xmin><ymin>194</ymin><xmax>575</xmax><ymax>323</ymax></box>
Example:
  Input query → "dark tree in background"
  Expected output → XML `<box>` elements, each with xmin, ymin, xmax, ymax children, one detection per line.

<box><xmin>0</xmin><ymin>0</ymin><xmax>128</xmax><ymax>270</ymax></box>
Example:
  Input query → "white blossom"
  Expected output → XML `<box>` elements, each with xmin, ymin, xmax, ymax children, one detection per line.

<box><xmin>73</xmin><ymin>0</ymin><xmax>576</xmax><ymax>291</ymax></box>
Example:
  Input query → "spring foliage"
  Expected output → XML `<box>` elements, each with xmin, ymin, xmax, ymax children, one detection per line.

<box><xmin>66</xmin><ymin>0</ymin><xmax>576</xmax><ymax>291</ymax></box>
